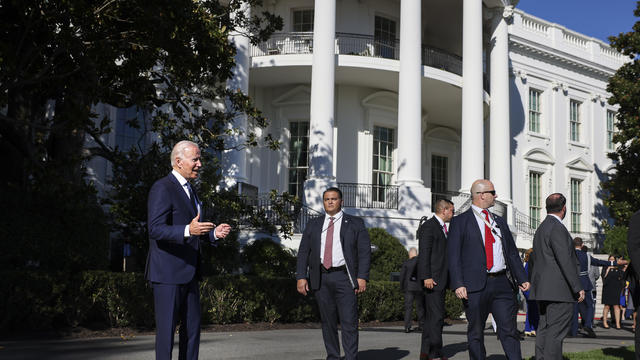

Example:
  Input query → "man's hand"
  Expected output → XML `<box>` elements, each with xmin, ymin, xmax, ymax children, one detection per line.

<box><xmin>189</xmin><ymin>213</ymin><xmax>214</xmax><ymax>236</ymax></box>
<box><xmin>215</xmin><ymin>223</ymin><xmax>232</xmax><ymax>239</ymax></box>
<box><xmin>577</xmin><ymin>290</ymin><xmax>585</xmax><ymax>303</ymax></box>
<box><xmin>455</xmin><ymin>286</ymin><xmax>468</xmax><ymax>300</ymax></box>
<box><xmin>356</xmin><ymin>278</ymin><xmax>367</xmax><ymax>294</ymax></box>
<box><xmin>519</xmin><ymin>282</ymin><xmax>530</xmax><ymax>292</ymax></box>
<box><xmin>424</xmin><ymin>278</ymin><xmax>437</xmax><ymax>289</ymax></box>
<box><xmin>297</xmin><ymin>279</ymin><xmax>309</xmax><ymax>296</ymax></box>
<box><xmin>617</xmin><ymin>258</ymin><xmax>629</xmax><ymax>266</ymax></box>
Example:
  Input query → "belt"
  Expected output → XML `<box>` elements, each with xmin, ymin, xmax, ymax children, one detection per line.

<box><xmin>487</xmin><ymin>270</ymin><xmax>507</xmax><ymax>277</ymax></box>
<box><xmin>321</xmin><ymin>265</ymin><xmax>346</xmax><ymax>273</ymax></box>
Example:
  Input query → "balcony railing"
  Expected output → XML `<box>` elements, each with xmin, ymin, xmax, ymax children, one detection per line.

<box><xmin>251</xmin><ymin>32</ymin><xmax>464</xmax><ymax>77</ymax></box>
<box><xmin>514</xmin><ymin>208</ymin><xmax>537</xmax><ymax>237</ymax></box>
<box><xmin>338</xmin><ymin>182</ymin><xmax>399</xmax><ymax>209</ymax></box>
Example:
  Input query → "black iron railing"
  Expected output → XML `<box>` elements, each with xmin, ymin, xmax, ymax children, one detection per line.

<box><xmin>251</xmin><ymin>32</ymin><xmax>465</xmax><ymax>77</ymax></box>
<box><xmin>338</xmin><ymin>182</ymin><xmax>399</xmax><ymax>209</ymax></box>
<box><xmin>514</xmin><ymin>209</ymin><xmax>537</xmax><ymax>236</ymax></box>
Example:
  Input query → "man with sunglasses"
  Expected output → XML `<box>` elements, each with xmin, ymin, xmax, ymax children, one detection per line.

<box><xmin>448</xmin><ymin>179</ymin><xmax>529</xmax><ymax>360</ymax></box>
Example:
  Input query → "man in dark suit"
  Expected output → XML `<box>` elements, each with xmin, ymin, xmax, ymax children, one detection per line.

<box><xmin>418</xmin><ymin>199</ymin><xmax>454</xmax><ymax>360</ymax></box>
<box><xmin>571</xmin><ymin>237</ymin><xmax>623</xmax><ymax>338</ymax></box>
<box><xmin>626</xmin><ymin>209</ymin><xmax>640</xmax><ymax>359</ymax></box>
<box><xmin>146</xmin><ymin>140</ymin><xmax>231</xmax><ymax>360</ymax></box>
<box><xmin>530</xmin><ymin>193</ymin><xmax>584</xmax><ymax>360</ymax></box>
<box><xmin>400</xmin><ymin>247</ymin><xmax>425</xmax><ymax>333</ymax></box>
<box><xmin>296</xmin><ymin>187</ymin><xmax>371</xmax><ymax>360</ymax></box>
<box><xmin>447</xmin><ymin>179</ymin><xmax>529</xmax><ymax>360</ymax></box>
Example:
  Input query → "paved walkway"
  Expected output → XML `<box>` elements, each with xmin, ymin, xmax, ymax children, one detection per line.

<box><xmin>1</xmin><ymin>322</ymin><xmax>636</xmax><ymax>359</ymax></box>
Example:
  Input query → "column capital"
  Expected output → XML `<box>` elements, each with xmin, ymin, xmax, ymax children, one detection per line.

<box><xmin>511</xmin><ymin>68</ymin><xmax>527</xmax><ymax>82</ymax></box>
<box><xmin>590</xmin><ymin>93</ymin><xmax>606</xmax><ymax>105</ymax></box>
<box><xmin>552</xmin><ymin>80</ymin><xmax>569</xmax><ymax>93</ymax></box>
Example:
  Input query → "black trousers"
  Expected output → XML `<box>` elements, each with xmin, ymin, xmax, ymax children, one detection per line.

<box><xmin>404</xmin><ymin>290</ymin><xmax>425</xmax><ymax>329</ymax></box>
<box><xmin>315</xmin><ymin>270</ymin><xmax>359</xmax><ymax>360</ymax></box>
<box><xmin>420</xmin><ymin>288</ymin><xmax>445</xmax><ymax>358</ymax></box>
<box><xmin>465</xmin><ymin>274</ymin><xmax>521</xmax><ymax>360</ymax></box>
<box><xmin>536</xmin><ymin>301</ymin><xmax>573</xmax><ymax>360</ymax></box>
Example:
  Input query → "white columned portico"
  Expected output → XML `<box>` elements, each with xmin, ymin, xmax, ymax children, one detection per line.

<box><xmin>397</xmin><ymin>0</ymin><xmax>431</xmax><ymax>217</ymax></box>
<box><xmin>460</xmin><ymin>0</ymin><xmax>485</xmax><ymax>190</ymax></box>
<box><xmin>225</xmin><ymin>2</ymin><xmax>250</xmax><ymax>189</ymax></box>
<box><xmin>489</xmin><ymin>5</ymin><xmax>513</xmax><ymax>210</ymax></box>
<box><xmin>397</xmin><ymin>0</ymin><xmax>423</xmax><ymax>187</ymax></box>
<box><xmin>304</xmin><ymin>0</ymin><xmax>336</xmax><ymax>210</ymax></box>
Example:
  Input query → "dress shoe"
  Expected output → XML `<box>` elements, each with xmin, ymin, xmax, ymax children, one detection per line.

<box><xmin>405</xmin><ymin>327</ymin><xmax>412</xmax><ymax>333</ymax></box>
<box><xmin>584</xmin><ymin>327</ymin><xmax>596</xmax><ymax>338</ymax></box>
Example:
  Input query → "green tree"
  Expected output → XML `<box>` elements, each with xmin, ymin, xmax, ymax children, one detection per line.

<box><xmin>368</xmin><ymin>228</ymin><xmax>408</xmax><ymax>281</ymax></box>
<box><xmin>0</xmin><ymin>0</ymin><xmax>283</xmax><ymax>271</ymax></box>
<box><xmin>603</xmin><ymin>225</ymin><xmax>629</xmax><ymax>258</ymax></box>
<box><xmin>603</xmin><ymin>2</ymin><xmax>640</xmax><ymax>225</ymax></box>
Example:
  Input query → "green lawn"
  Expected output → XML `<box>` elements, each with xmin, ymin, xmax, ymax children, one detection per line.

<box><xmin>528</xmin><ymin>346</ymin><xmax>635</xmax><ymax>359</ymax></box>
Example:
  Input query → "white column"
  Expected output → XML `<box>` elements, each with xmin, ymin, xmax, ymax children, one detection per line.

<box><xmin>460</xmin><ymin>0</ymin><xmax>485</xmax><ymax>190</ymax></box>
<box><xmin>397</xmin><ymin>0</ymin><xmax>423</xmax><ymax>186</ymax></box>
<box><xmin>226</xmin><ymin>2</ymin><xmax>250</xmax><ymax>188</ymax></box>
<box><xmin>489</xmin><ymin>6</ymin><xmax>513</xmax><ymax>204</ymax></box>
<box><xmin>304</xmin><ymin>0</ymin><xmax>336</xmax><ymax>209</ymax></box>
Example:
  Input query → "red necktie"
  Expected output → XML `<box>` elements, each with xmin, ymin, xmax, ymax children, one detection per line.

<box><xmin>483</xmin><ymin>210</ymin><xmax>495</xmax><ymax>271</ymax></box>
<box><xmin>443</xmin><ymin>223</ymin><xmax>448</xmax><ymax>236</ymax></box>
<box><xmin>323</xmin><ymin>217</ymin><xmax>335</xmax><ymax>269</ymax></box>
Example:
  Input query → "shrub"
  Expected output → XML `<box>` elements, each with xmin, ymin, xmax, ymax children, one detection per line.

<box><xmin>242</xmin><ymin>238</ymin><xmax>296</xmax><ymax>278</ymax></box>
<box><xmin>368</xmin><ymin>228</ymin><xmax>408</xmax><ymax>281</ymax></box>
<box><xmin>603</xmin><ymin>225</ymin><xmax>628</xmax><ymax>259</ymax></box>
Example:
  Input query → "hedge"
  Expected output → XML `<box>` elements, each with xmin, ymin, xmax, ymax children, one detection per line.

<box><xmin>0</xmin><ymin>271</ymin><xmax>463</xmax><ymax>333</ymax></box>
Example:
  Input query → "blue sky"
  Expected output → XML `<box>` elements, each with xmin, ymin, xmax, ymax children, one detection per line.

<box><xmin>517</xmin><ymin>0</ymin><xmax>638</xmax><ymax>43</ymax></box>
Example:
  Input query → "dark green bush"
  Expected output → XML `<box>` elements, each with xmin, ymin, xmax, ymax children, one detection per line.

<box><xmin>0</xmin><ymin>270</ymin><xmax>464</xmax><ymax>334</ymax></box>
<box><xmin>368</xmin><ymin>228</ymin><xmax>408</xmax><ymax>281</ymax></box>
<box><xmin>242</xmin><ymin>238</ymin><xmax>296</xmax><ymax>278</ymax></box>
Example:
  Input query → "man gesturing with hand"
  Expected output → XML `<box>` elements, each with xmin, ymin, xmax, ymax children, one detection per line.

<box><xmin>146</xmin><ymin>140</ymin><xmax>231</xmax><ymax>360</ymax></box>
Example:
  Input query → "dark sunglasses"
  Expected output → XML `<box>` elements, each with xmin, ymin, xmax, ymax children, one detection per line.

<box><xmin>476</xmin><ymin>190</ymin><xmax>496</xmax><ymax>196</ymax></box>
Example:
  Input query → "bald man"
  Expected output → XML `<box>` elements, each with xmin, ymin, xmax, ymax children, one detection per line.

<box><xmin>448</xmin><ymin>179</ymin><xmax>529</xmax><ymax>360</ymax></box>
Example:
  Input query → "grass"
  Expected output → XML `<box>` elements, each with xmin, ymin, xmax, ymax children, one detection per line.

<box><xmin>528</xmin><ymin>346</ymin><xmax>635</xmax><ymax>359</ymax></box>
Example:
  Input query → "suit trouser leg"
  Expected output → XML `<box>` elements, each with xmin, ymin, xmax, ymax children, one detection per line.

<box><xmin>316</xmin><ymin>271</ymin><xmax>358</xmax><ymax>360</ymax></box>
<box><xmin>536</xmin><ymin>301</ymin><xmax>573</xmax><ymax>360</ymax></box>
<box><xmin>488</xmin><ymin>275</ymin><xmax>521</xmax><ymax>360</ymax></box>
<box><xmin>334</xmin><ymin>272</ymin><xmax>359</xmax><ymax>360</ymax></box>
<box><xmin>466</xmin><ymin>288</ymin><xmax>490</xmax><ymax>360</ymax></box>
<box><xmin>153</xmin><ymin>283</ymin><xmax>181</xmax><ymax>360</ymax></box>
<box><xmin>421</xmin><ymin>288</ymin><xmax>445</xmax><ymax>358</ymax></box>
<box><xmin>635</xmin><ymin>318</ymin><xmax>640</xmax><ymax>360</ymax></box>
<box><xmin>404</xmin><ymin>291</ymin><xmax>415</xmax><ymax>329</ymax></box>
<box><xmin>415</xmin><ymin>290</ymin><xmax>426</xmax><ymax>328</ymax></box>
<box><xmin>178</xmin><ymin>279</ymin><xmax>201</xmax><ymax>360</ymax></box>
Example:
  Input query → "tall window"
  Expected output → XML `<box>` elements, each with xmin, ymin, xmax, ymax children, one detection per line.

<box><xmin>571</xmin><ymin>179</ymin><xmax>582</xmax><ymax>233</ymax></box>
<box><xmin>292</xmin><ymin>9</ymin><xmax>314</xmax><ymax>32</ymax></box>
<box><xmin>607</xmin><ymin>110</ymin><xmax>615</xmax><ymax>150</ymax></box>
<box><xmin>288</xmin><ymin>121</ymin><xmax>309</xmax><ymax>198</ymax></box>
<box><xmin>529</xmin><ymin>89</ymin><xmax>542</xmax><ymax>133</ymax></box>
<box><xmin>431</xmin><ymin>155</ymin><xmax>448</xmax><ymax>207</ymax></box>
<box><xmin>570</xmin><ymin>100</ymin><xmax>581</xmax><ymax>142</ymax></box>
<box><xmin>373</xmin><ymin>126</ymin><xmax>395</xmax><ymax>202</ymax></box>
<box><xmin>529</xmin><ymin>172</ymin><xmax>542</xmax><ymax>229</ymax></box>
<box><xmin>374</xmin><ymin>16</ymin><xmax>396</xmax><ymax>59</ymax></box>
<box><xmin>115</xmin><ymin>106</ymin><xmax>147</xmax><ymax>151</ymax></box>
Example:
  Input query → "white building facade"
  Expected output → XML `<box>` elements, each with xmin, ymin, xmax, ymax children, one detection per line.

<box><xmin>221</xmin><ymin>0</ymin><xmax>627</xmax><ymax>250</ymax></box>
<box><xmin>94</xmin><ymin>0</ymin><xmax>625</xmax><ymax>251</ymax></box>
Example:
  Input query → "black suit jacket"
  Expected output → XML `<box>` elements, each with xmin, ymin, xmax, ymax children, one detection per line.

<box><xmin>530</xmin><ymin>215</ymin><xmax>582</xmax><ymax>302</ymax></box>
<box><xmin>296</xmin><ymin>212</ymin><xmax>371</xmax><ymax>290</ymax></box>
<box><xmin>400</xmin><ymin>257</ymin><xmax>422</xmax><ymax>292</ymax></box>
<box><xmin>628</xmin><ymin>210</ymin><xmax>640</xmax><ymax>280</ymax></box>
<box><xmin>417</xmin><ymin>216</ymin><xmax>448</xmax><ymax>290</ymax></box>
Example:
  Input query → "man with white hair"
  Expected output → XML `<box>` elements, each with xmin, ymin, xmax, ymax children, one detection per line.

<box><xmin>146</xmin><ymin>140</ymin><xmax>231</xmax><ymax>360</ymax></box>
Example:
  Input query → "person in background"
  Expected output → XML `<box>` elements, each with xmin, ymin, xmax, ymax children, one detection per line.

<box><xmin>627</xmin><ymin>210</ymin><xmax>640</xmax><ymax>357</ymax></box>
<box><xmin>400</xmin><ymin>247</ymin><xmax>425</xmax><ymax>333</ymax></box>
<box><xmin>523</xmin><ymin>248</ymin><xmax>538</xmax><ymax>337</ymax></box>
<box><xmin>601</xmin><ymin>255</ymin><xmax>624</xmax><ymax>329</ymax></box>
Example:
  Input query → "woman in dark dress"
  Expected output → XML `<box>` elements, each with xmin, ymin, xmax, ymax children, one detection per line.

<box><xmin>625</xmin><ymin>262</ymin><xmax>640</xmax><ymax>331</ymax></box>
<box><xmin>602</xmin><ymin>255</ymin><xmax>625</xmax><ymax>329</ymax></box>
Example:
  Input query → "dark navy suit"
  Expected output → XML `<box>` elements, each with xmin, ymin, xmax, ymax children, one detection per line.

<box><xmin>146</xmin><ymin>173</ymin><xmax>213</xmax><ymax>360</ymax></box>
<box><xmin>296</xmin><ymin>212</ymin><xmax>371</xmax><ymax>360</ymax></box>
<box><xmin>448</xmin><ymin>208</ymin><xmax>527</xmax><ymax>360</ymax></box>
<box><xmin>571</xmin><ymin>249</ymin><xmax>613</xmax><ymax>335</ymax></box>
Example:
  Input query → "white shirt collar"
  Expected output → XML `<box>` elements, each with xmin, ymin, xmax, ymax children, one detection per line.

<box><xmin>471</xmin><ymin>203</ymin><xmax>491</xmax><ymax>215</ymax></box>
<box><xmin>172</xmin><ymin>169</ymin><xmax>188</xmax><ymax>187</ymax></box>
<box><xmin>325</xmin><ymin>210</ymin><xmax>344</xmax><ymax>221</ymax></box>
<box><xmin>434</xmin><ymin>214</ymin><xmax>445</xmax><ymax>226</ymax></box>
<box><xmin>549</xmin><ymin>214</ymin><xmax>564</xmax><ymax>223</ymax></box>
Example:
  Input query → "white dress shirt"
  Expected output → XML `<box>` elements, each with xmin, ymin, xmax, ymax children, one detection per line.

<box><xmin>471</xmin><ymin>204</ymin><xmax>506</xmax><ymax>273</ymax></box>
<box><xmin>433</xmin><ymin>214</ymin><xmax>448</xmax><ymax>236</ymax></box>
<box><xmin>319</xmin><ymin>210</ymin><xmax>346</xmax><ymax>267</ymax></box>
<box><xmin>172</xmin><ymin>170</ymin><xmax>201</xmax><ymax>238</ymax></box>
